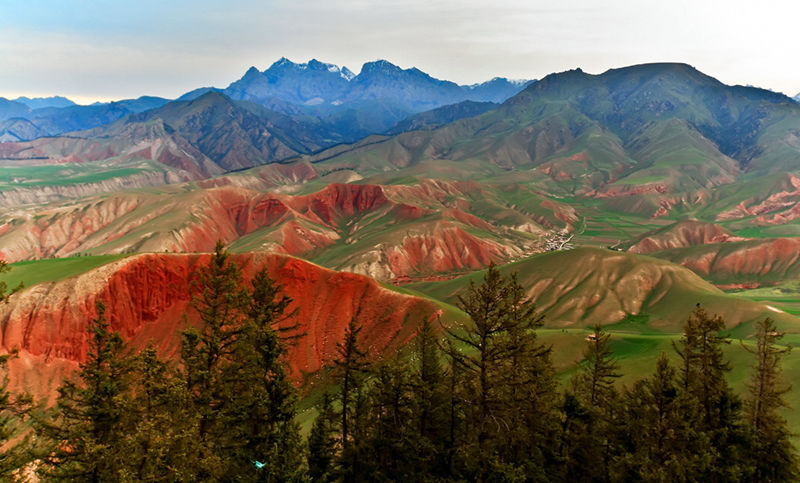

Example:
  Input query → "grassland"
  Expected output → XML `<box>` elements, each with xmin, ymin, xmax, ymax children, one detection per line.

<box><xmin>0</xmin><ymin>162</ymin><xmax>150</xmax><ymax>191</ymax></box>
<box><xmin>4</xmin><ymin>254</ymin><xmax>129</xmax><ymax>289</ymax></box>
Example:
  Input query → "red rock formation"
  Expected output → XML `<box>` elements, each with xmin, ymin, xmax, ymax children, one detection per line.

<box><xmin>0</xmin><ymin>253</ymin><xmax>436</xmax><ymax>402</ymax></box>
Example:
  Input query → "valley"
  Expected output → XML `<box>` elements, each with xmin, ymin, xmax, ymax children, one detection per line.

<box><xmin>2</xmin><ymin>57</ymin><xmax>800</xmax><ymax>479</ymax></box>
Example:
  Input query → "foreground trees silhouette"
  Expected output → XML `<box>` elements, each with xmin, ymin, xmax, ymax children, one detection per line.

<box><xmin>33</xmin><ymin>243</ymin><xmax>304</xmax><ymax>481</ymax></box>
<box><xmin>4</xmin><ymin>253</ymin><xmax>795</xmax><ymax>481</ymax></box>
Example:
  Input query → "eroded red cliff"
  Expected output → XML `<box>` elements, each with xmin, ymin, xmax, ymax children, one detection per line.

<box><xmin>0</xmin><ymin>253</ymin><xmax>437</xmax><ymax>403</ymax></box>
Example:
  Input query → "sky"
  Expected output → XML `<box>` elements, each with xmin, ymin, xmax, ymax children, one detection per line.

<box><xmin>1</xmin><ymin>0</ymin><xmax>799</xmax><ymax>104</ymax></box>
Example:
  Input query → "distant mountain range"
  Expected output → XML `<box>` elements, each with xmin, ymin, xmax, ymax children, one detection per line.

<box><xmin>0</xmin><ymin>58</ymin><xmax>533</xmax><ymax>143</ymax></box>
<box><xmin>211</xmin><ymin>58</ymin><xmax>530</xmax><ymax>110</ymax></box>
<box><xmin>303</xmin><ymin>62</ymin><xmax>800</xmax><ymax>220</ymax></box>
<box><xmin>0</xmin><ymin>96</ymin><xmax>171</xmax><ymax>142</ymax></box>
<box><xmin>13</xmin><ymin>96</ymin><xmax>76</xmax><ymax>109</ymax></box>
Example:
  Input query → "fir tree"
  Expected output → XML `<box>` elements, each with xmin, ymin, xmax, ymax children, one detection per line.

<box><xmin>308</xmin><ymin>393</ymin><xmax>338</xmax><ymax>483</ymax></box>
<box><xmin>744</xmin><ymin>317</ymin><xmax>799</xmax><ymax>481</ymax></box>
<box><xmin>117</xmin><ymin>346</ymin><xmax>195</xmax><ymax>481</ymax></box>
<box><xmin>180</xmin><ymin>240</ymin><xmax>249</xmax><ymax>478</ymax></box>
<box><xmin>36</xmin><ymin>301</ymin><xmax>134</xmax><ymax>481</ymax></box>
<box><xmin>332</xmin><ymin>317</ymin><xmax>371</xmax><ymax>482</ymax></box>
<box><xmin>567</xmin><ymin>324</ymin><xmax>621</xmax><ymax>481</ymax></box>
<box><xmin>410</xmin><ymin>317</ymin><xmax>449</xmax><ymax>477</ymax></box>
<box><xmin>225</xmin><ymin>266</ymin><xmax>305</xmax><ymax>481</ymax></box>
<box><xmin>0</xmin><ymin>259</ymin><xmax>23</xmax><ymax>303</ymax></box>
<box><xmin>0</xmin><ymin>351</ymin><xmax>32</xmax><ymax>479</ymax></box>
<box><xmin>613</xmin><ymin>352</ymin><xmax>707</xmax><ymax>481</ymax></box>
<box><xmin>367</xmin><ymin>358</ymin><xmax>424</xmax><ymax>480</ymax></box>
<box><xmin>442</xmin><ymin>264</ymin><xmax>551</xmax><ymax>480</ymax></box>
<box><xmin>672</xmin><ymin>304</ymin><xmax>751</xmax><ymax>480</ymax></box>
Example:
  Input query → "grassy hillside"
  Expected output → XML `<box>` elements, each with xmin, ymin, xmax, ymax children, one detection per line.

<box><xmin>4</xmin><ymin>254</ymin><xmax>129</xmax><ymax>289</ymax></box>
<box><xmin>407</xmin><ymin>247</ymin><xmax>798</xmax><ymax>332</ymax></box>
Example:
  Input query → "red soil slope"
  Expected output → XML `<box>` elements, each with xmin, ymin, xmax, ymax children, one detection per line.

<box><xmin>0</xmin><ymin>253</ymin><xmax>436</xmax><ymax>403</ymax></box>
<box><xmin>657</xmin><ymin>237</ymin><xmax>800</xmax><ymax>288</ymax></box>
<box><xmin>0</xmin><ymin>180</ymin><xmax>558</xmax><ymax>280</ymax></box>
<box><xmin>628</xmin><ymin>220</ymin><xmax>745</xmax><ymax>254</ymax></box>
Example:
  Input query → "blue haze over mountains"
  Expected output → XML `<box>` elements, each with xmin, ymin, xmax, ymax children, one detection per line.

<box><xmin>0</xmin><ymin>58</ymin><xmax>532</xmax><ymax>143</ymax></box>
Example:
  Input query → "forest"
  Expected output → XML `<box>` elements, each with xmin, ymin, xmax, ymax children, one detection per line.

<box><xmin>0</xmin><ymin>242</ymin><xmax>797</xmax><ymax>482</ymax></box>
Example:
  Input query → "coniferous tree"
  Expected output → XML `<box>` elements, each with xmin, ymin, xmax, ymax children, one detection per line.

<box><xmin>672</xmin><ymin>304</ymin><xmax>751</xmax><ymax>480</ymax></box>
<box><xmin>366</xmin><ymin>358</ymin><xmax>415</xmax><ymax>479</ymax></box>
<box><xmin>118</xmin><ymin>345</ymin><xmax>195</xmax><ymax>481</ymax></box>
<box><xmin>0</xmin><ymin>260</ymin><xmax>23</xmax><ymax>303</ymax></box>
<box><xmin>442</xmin><ymin>264</ymin><xmax>552</xmax><ymax>480</ymax></box>
<box><xmin>613</xmin><ymin>352</ymin><xmax>706</xmax><ymax>482</ymax></box>
<box><xmin>332</xmin><ymin>317</ymin><xmax>371</xmax><ymax>482</ymax></box>
<box><xmin>308</xmin><ymin>393</ymin><xmax>338</xmax><ymax>483</ymax></box>
<box><xmin>410</xmin><ymin>317</ymin><xmax>449</xmax><ymax>477</ymax></box>
<box><xmin>499</xmin><ymin>274</ymin><xmax>557</xmax><ymax>480</ymax></box>
<box><xmin>744</xmin><ymin>317</ymin><xmax>799</xmax><ymax>481</ymax></box>
<box><xmin>180</xmin><ymin>240</ymin><xmax>250</xmax><ymax>478</ymax></box>
<box><xmin>565</xmin><ymin>324</ymin><xmax>620</xmax><ymax>481</ymax></box>
<box><xmin>0</xmin><ymin>352</ymin><xmax>32</xmax><ymax>479</ymax></box>
<box><xmin>225</xmin><ymin>266</ymin><xmax>305</xmax><ymax>482</ymax></box>
<box><xmin>36</xmin><ymin>301</ymin><xmax>134</xmax><ymax>481</ymax></box>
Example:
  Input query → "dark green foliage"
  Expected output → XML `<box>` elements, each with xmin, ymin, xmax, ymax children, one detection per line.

<box><xmin>561</xmin><ymin>324</ymin><xmax>621</xmax><ymax>481</ymax></box>
<box><xmin>440</xmin><ymin>264</ymin><xmax>556</xmax><ymax>479</ymax></box>
<box><xmin>0</xmin><ymin>352</ymin><xmax>32</xmax><ymax>479</ymax></box>
<box><xmin>0</xmin><ymin>260</ymin><xmax>23</xmax><ymax>303</ymax></box>
<box><xmin>178</xmin><ymin>241</ymin><xmax>304</xmax><ymax>481</ymax></box>
<box><xmin>744</xmin><ymin>318</ymin><xmax>799</xmax><ymax>481</ymax></box>
<box><xmin>224</xmin><ymin>266</ymin><xmax>305</xmax><ymax>482</ymax></box>
<box><xmin>14</xmin><ymin>252</ymin><xmax>799</xmax><ymax>481</ymax></box>
<box><xmin>308</xmin><ymin>394</ymin><xmax>338</xmax><ymax>483</ymax></box>
<box><xmin>672</xmin><ymin>304</ymin><xmax>752</xmax><ymax>480</ymax></box>
<box><xmin>117</xmin><ymin>346</ymin><xmax>195</xmax><ymax>481</ymax></box>
<box><xmin>179</xmin><ymin>241</ymin><xmax>251</xmax><ymax>479</ymax></box>
<box><xmin>35</xmin><ymin>301</ymin><xmax>134</xmax><ymax>481</ymax></box>
<box><xmin>331</xmin><ymin>318</ymin><xmax>371</xmax><ymax>482</ymax></box>
<box><xmin>612</xmin><ymin>353</ymin><xmax>707</xmax><ymax>481</ymax></box>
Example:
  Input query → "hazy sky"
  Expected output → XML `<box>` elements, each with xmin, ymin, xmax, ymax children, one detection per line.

<box><xmin>2</xmin><ymin>0</ymin><xmax>798</xmax><ymax>104</ymax></box>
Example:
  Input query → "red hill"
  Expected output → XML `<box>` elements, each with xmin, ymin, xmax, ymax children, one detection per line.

<box><xmin>0</xmin><ymin>253</ymin><xmax>436</xmax><ymax>403</ymax></box>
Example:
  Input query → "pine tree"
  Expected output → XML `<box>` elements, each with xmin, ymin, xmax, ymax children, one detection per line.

<box><xmin>410</xmin><ymin>317</ymin><xmax>449</xmax><ymax>477</ymax></box>
<box><xmin>118</xmin><ymin>345</ymin><xmax>195</xmax><ymax>481</ymax></box>
<box><xmin>744</xmin><ymin>317</ymin><xmax>799</xmax><ymax>481</ymax></box>
<box><xmin>225</xmin><ymin>266</ymin><xmax>305</xmax><ymax>481</ymax></box>
<box><xmin>0</xmin><ymin>259</ymin><xmax>23</xmax><ymax>303</ymax></box>
<box><xmin>672</xmin><ymin>304</ymin><xmax>751</xmax><ymax>480</ymax></box>
<box><xmin>566</xmin><ymin>324</ymin><xmax>621</xmax><ymax>481</ymax></box>
<box><xmin>36</xmin><ymin>301</ymin><xmax>134</xmax><ymax>481</ymax></box>
<box><xmin>332</xmin><ymin>317</ymin><xmax>371</xmax><ymax>482</ymax></box>
<box><xmin>442</xmin><ymin>264</ymin><xmax>551</xmax><ymax>479</ymax></box>
<box><xmin>498</xmin><ymin>274</ymin><xmax>557</xmax><ymax>479</ymax></box>
<box><xmin>180</xmin><ymin>240</ymin><xmax>249</xmax><ymax>478</ymax></box>
<box><xmin>308</xmin><ymin>393</ymin><xmax>338</xmax><ymax>483</ymax></box>
<box><xmin>613</xmin><ymin>352</ymin><xmax>706</xmax><ymax>481</ymax></box>
<box><xmin>0</xmin><ymin>351</ymin><xmax>32</xmax><ymax>479</ymax></box>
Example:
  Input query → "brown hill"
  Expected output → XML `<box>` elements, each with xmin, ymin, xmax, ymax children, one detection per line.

<box><xmin>627</xmin><ymin>220</ymin><xmax>745</xmax><ymax>254</ymax></box>
<box><xmin>647</xmin><ymin>238</ymin><xmax>800</xmax><ymax>288</ymax></box>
